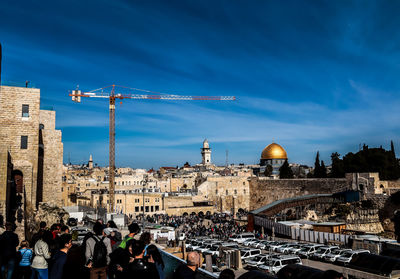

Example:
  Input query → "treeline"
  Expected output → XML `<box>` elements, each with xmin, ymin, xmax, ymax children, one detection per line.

<box><xmin>312</xmin><ymin>141</ymin><xmax>400</xmax><ymax>180</ymax></box>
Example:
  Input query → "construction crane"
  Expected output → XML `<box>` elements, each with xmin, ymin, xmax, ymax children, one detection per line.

<box><xmin>70</xmin><ymin>84</ymin><xmax>235</xmax><ymax>212</ymax></box>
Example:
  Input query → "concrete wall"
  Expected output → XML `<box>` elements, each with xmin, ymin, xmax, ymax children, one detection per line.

<box><xmin>249</xmin><ymin>177</ymin><xmax>349</xmax><ymax>211</ymax></box>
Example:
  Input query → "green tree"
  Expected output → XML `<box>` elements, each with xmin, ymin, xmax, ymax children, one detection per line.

<box><xmin>264</xmin><ymin>164</ymin><xmax>273</xmax><ymax>176</ymax></box>
<box><xmin>330</xmin><ymin>152</ymin><xmax>345</xmax><ymax>178</ymax></box>
<box><xmin>320</xmin><ymin>160</ymin><xmax>327</xmax><ymax>178</ymax></box>
<box><xmin>279</xmin><ymin>159</ymin><xmax>294</xmax><ymax>179</ymax></box>
<box><xmin>313</xmin><ymin>151</ymin><xmax>321</xmax><ymax>177</ymax></box>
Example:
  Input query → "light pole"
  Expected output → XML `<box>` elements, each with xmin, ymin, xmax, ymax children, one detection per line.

<box><xmin>142</xmin><ymin>175</ymin><xmax>148</xmax><ymax>230</ymax></box>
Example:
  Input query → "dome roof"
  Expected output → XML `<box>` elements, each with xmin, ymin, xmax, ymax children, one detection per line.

<box><xmin>203</xmin><ymin>139</ymin><xmax>209</xmax><ymax>148</ymax></box>
<box><xmin>261</xmin><ymin>143</ymin><xmax>287</xmax><ymax>160</ymax></box>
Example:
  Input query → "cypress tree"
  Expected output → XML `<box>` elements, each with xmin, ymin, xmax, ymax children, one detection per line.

<box><xmin>320</xmin><ymin>160</ymin><xmax>327</xmax><ymax>178</ymax></box>
<box><xmin>279</xmin><ymin>159</ymin><xmax>294</xmax><ymax>179</ymax></box>
<box><xmin>314</xmin><ymin>151</ymin><xmax>321</xmax><ymax>178</ymax></box>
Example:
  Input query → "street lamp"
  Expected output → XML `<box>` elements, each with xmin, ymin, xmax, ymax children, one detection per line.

<box><xmin>142</xmin><ymin>175</ymin><xmax>148</xmax><ymax>230</ymax></box>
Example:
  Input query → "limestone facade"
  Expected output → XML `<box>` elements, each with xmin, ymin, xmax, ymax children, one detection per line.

<box><xmin>0</xmin><ymin>86</ymin><xmax>63</xmax><ymax>211</ymax></box>
<box><xmin>195</xmin><ymin>176</ymin><xmax>250</xmax><ymax>213</ymax></box>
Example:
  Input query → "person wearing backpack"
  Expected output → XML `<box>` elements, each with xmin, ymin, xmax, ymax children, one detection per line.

<box><xmin>85</xmin><ymin>222</ymin><xmax>112</xmax><ymax>278</ymax></box>
<box><xmin>15</xmin><ymin>240</ymin><xmax>33</xmax><ymax>279</ymax></box>
<box><xmin>0</xmin><ymin>222</ymin><xmax>19</xmax><ymax>279</ymax></box>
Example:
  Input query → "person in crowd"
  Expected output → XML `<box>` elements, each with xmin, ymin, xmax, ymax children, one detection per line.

<box><xmin>15</xmin><ymin>240</ymin><xmax>33</xmax><ymax>279</ymax></box>
<box><xmin>173</xmin><ymin>251</ymin><xmax>200</xmax><ymax>279</ymax></box>
<box><xmin>139</xmin><ymin>232</ymin><xmax>151</xmax><ymax>255</ymax></box>
<box><xmin>119</xmin><ymin>223</ymin><xmax>140</xmax><ymax>249</ymax></box>
<box><xmin>0</xmin><ymin>222</ymin><xmax>19</xmax><ymax>279</ymax></box>
<box><xmin>85</xmin><ymin>222</ymin><xmax>112</xmax><ymax>268</ymax></box>
<box><xmin>123</xmin><ymin>240</ymin><xmax>158</xmax><ymax>279</ymax></box>
<box><xmin>219</xmin><ymin>269</ymin><xmax>235</xmax><ymax>279</ymax></box>
<box><xmin>31</xmin><ymin>222</ymin><xmax>47</xmax><ymax>249</ymax></box>
<box><xmin>109</xmin><ymin>239</ymin><xmax>135</xmax><ymax>279</ymax></box>
<box><xmin>146</xmin><ymin>245</ymin><xmax>165</xmax><ymax>279</ymax></box>
<box><xmin>107</xmin><ymin>221</ymin><xmax>122</xmax><ymax>249</ymax></box>
<box><xmin>49</xmin><ymin>234</ymin><xmax>72</xmax><ymax>279</ymax></box>
<box><xmin>31</xmin><ymin>230</ymin><xmax>53</xmax><ymax>279</ymax></box>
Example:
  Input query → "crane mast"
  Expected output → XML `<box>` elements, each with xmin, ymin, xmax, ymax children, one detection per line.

<box><xmin>70</xmin><ymin>84</ymin><xmax>235</xmax><ymax>213</ymax></box>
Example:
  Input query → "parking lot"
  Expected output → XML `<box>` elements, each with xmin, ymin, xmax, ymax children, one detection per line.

<box><xmin>185</xmin><ymin>233</ymin><xmax>369</xmax><ymax>276</ymax></box>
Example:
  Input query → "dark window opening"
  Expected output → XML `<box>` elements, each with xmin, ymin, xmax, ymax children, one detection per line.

<box><xmin>135</xmin><ymin>206</ymin><xmax>139</xmax><ymax>212</ymax></box>
<box><xmin>155</xmin><ymin>205</ymin><xmax>159</xmax><ymax>211</ymax></box>
<box><xmin>22</xmin><ymin>105</ymin><xmax>29</xmax><ymax>117</ymax></box>
<box><xmin>21</xmin><ymin>136</ymin><xmax>28</xmax><ymax>149</ymax></box>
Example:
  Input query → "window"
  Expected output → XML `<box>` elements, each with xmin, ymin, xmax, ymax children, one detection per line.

<box><xmin>226</xmin><ymin>190</ymin><xmax>228</xmax><ymax>195</ymax></box>
<box><xmin>155</xmin><ymin>205</ymin><xmax>159</xmax><ymax>211</ymax></box>
<box><xmin>140</xmin><ymin>206</ymin><xmax>143</xmax><ymax>212</ymax></box>
<box><xmin>135</xmin><ymin>206</ymin><xmax>139</xmax><ymax>212</ymax></box>
<box><xmin>215</xmin><ymin>190</ymin><xmax>218</xmax><ymax>194</ymax></box>
<box><xmin>61</xmin><ymin>187</ymin><xmax>63</xmax><ymax>192</ymax></box>
<box><xmin>234</xmin><ymin>189</ymin><xmax>237</xmax><ymax>195</ymax></box>
<box><xmin>20</xmin><ymin>136</ymin><xmax>28</xmax><ymax>149</ymax></box>
<box><xmin>151</xmin><ymin>206</ymin><xmax>154</xmax><ymax>212</ymax></box>
<box><xmin>145</xmin><ymin>206</ymin><xmax>149</xmax><ymax>212</ymax></box>
<box><xmin>244</xmin><ymin>189</ymin><xmax>246</xmax><ymax>194</ymax></box>
<box><xmin>22</xmin><ymin>105</ymin><xmax>29</xmax><ymax>117</ymax></box>
<box><xmin>243</xmin><ymin>182</ymin><xmax>245</xmax><ymax>185</ymax></box>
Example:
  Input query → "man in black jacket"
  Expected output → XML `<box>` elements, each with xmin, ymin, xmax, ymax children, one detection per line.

<box><xmin>0</xmin><ymin>222</ymin><xmax>19</xmax><ymax>279</ymax></box>
<box><xmin>173</xmin><ymin>252</ymin><xmax>200</xmax><ymax>279</ymax></box>
<box><xmin>124</xmin><ymin>240</ymin><xmax>158</xmax><ymax>279</ymax></box>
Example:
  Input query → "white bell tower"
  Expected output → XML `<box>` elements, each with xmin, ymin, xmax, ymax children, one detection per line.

<box><xmin>201</xmin><ymin>139</ymin><xmax>212</xmax><ymax>165</ymax></box>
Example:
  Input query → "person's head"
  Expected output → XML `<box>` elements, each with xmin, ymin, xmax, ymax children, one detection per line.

<box><xmin>39</xmin><ymin>221</ymin><xmax>47</xmax><ymax>230</ymax></box>
<box><xmin>128</xmin><ymin>222</ymin><xmax>140</xmax><ymax>234</ymax></box>
<box><xmin>20</xmin><ymin>240</ymin><xmax>29</xmax><ymax>249</ymax></box>
<box><xmin>59</xmin><ymin>234</ymin><xmax>73</xmax><ymax>250</ymax></box>
<box><xmin>139</xmin><ymin>232</ymin><xmax>151</xmax><ymax>245</ymax></box>
<box><xmin>97</xmin><ymin>219</ymin><xmax>104</xmax><ymax>225</ymax></box>
<box><xmin>186</xmin><ymin>251</ymin><xmax>200</xmax><ymax>269</ymax></box>
<box><xmin>41</xmin><ymin>230</ymin><xmax>54</xmax><ymax>245</ymax></box>
<box><xmin>60</xmin><ymin>225</ymin><xmax>69</xmax><ymax>234</ymax></box>
<box><xmin>219</xmin><ymin>269</ymin><xmax>235</xmax><ymax>279</ymax></box>
<box><xmin>50</xmin><ymin>224</ymin><xmax>59</xmax><ymax>232</ymax></box>
<box><xmin>131</xmin><ymin>240</ymin><xmax>145</xmax><ymax>258</ymax></box>
<box><xmin>146</xmin><ymin>244</ymin><xmax>164</xmax><ymax>268</ymax></box>
<box><xmin>107</xmin><ymin>220</ymin><xmax>117</xmax><ymax>228</ymax></box>
<box><xmin>93</xmin><ymin>222</ymin><xmax>104</xmax><ymax>236</ymax></box>
<box><xmin>5</xmin><ymin>222</ymin><xmax>13</xmax><ymax>231</ymax></box>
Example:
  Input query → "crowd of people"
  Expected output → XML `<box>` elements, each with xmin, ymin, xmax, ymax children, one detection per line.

<box><xmin>0</xmin><ymin>220</ymin><xmax>166</xmax><ymax>279</ymax></box>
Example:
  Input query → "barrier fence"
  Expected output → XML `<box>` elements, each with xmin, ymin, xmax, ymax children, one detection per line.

<box><xmin>254</xmin><ymin>215</ymin><xmax>350</xmax><ymax>245</ymax></box>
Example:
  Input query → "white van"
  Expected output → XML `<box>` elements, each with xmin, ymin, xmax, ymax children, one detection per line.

<box><xmin>229</xmin><ymin>233</ymin><xmax>255</xmax><ymax>244</ymax></box>
<box><xmin>336</xmin><ymin>249</ymin><xmax>370</xmax><ymax>264</ymax></box>
<box><xmin>258</xmin><ymin>255</ymin><xmax>302</xmax><ymax>274</ymax></box>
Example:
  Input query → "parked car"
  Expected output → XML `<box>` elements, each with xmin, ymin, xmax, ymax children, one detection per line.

<box><xmin>245</xmin><ymin>254</ymin><xmax>270</xmax><ymax>268</ymax></box>
<box><xmin>258</xmin><ymin>255</ymin><xmax>302</xmax><ymax>274</ymax></box>
<box><xmin>323</xmin><ymin>249</ymin><xmax>352</xmax><ymax>263</ymax></box>
<box><xmin>229</xmin><ymin>233</ymin><xmax>255</xmax><ymax>244</ymax></box>
<box><xmin>276</xmin><ymin>243</ymin><xmax>299</xmax><ymax>254</ymax></box>
<box><xmin>240</xmin><ymin>248</ymin><xmax>262</xmax><ymax>260</ymax></box>
<box><xmin>312</xmin><ymin>246</ymin><xmax>339</xmax><ymax>260</ymax></box>
<box><xmin>201</xmin><ymin>264</ymin><xmax>221</xmax><ymax>277</ymax></box>
<box><xmin>255</xmin><ymin>240</ymin><xmax>272</xmax><ymax>250</ymax></box>
<box><xmin>336</xmin><ymin>249</ymin><xmax>370</xmax><ymax>265</ymax></box>
<box><xmin>287</xmin><ymin>244</ymin><xmax>305</xmax><ymax>255</ymax></box>
<box><xmin>268</xmin><ymin>241</ymin><xmax>288</xmax><ymax>252</ymax></box>
<box><xmin>297</xmin><ymin>244</ymin><xmax>324</xmax><ymax>258</ymax></box>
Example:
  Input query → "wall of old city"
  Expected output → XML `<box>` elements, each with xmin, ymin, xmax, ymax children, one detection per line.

<box><xmin>249</xmin><ymin>177</ymin><xmax>349</xmax><ymax>211</ymax></box>
<box><xmin>195</xmin><ymin>176</ymin><xmax>250</xmax><ymax>212</ymax></box>
<box><xmin>39</xmin><ymin>110</ymin><xmax>63</xmax><ymax>205</ymax></box>
<box><xmin>0</xmin><ymin>148</ymin><xmax>12</xmax><ymax>222</ymax></box>
<box><xmin>0</xmin><ymin>86</ymin><xmax>41</xmax><ymax>207</ymax></box>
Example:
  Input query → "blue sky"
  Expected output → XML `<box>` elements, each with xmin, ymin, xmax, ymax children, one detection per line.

<box><xmin>1</xmin><ymin>0</ymin><xmax>400</xmax><ymax>168</ymax></box>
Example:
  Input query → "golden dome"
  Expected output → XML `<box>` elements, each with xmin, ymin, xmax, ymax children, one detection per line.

<box><xmin>261</xmin><ymin>143</ymin><xmax>287</xmax><ymax>160</ymax></box>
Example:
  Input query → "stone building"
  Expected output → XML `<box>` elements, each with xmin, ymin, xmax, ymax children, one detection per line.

<box><xmin>260</xmin><ymin>142</ymin><xmax>288</xmax><ymax>177</ymax></box>
<box><xmin>0</xmin><ymin>85</ymin><xmax>63</xmax><ymax>224</ymax></box>
<box><xmin>201</xmin><ymin>139</ymin><xmax>212</xmax><ymax>166</ymax></box>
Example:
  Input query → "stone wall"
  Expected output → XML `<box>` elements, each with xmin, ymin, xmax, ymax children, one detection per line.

<box><xmin>0</xmin><ymin>148</ymin><xmax>12</xmax><ymax>223</ymax></box>
<box><xmin>39</xmin><ymin>110</ymin><xmax>63</xmax><ymax>205</ymax></box>
<box><xmin>0</xmin><ymin>86</ymin><xmax>41</xmax><ymax>208</ymax></box>
<box><xmin>195</xmin><ymin>176</ymin><xmax>250</xmax><ymax>212</ymax></box>
<box><xmin>249</xmin><ymin>177</ymin><xmax>349</xmax><ymax>211</ymax></box>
